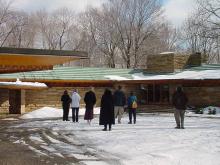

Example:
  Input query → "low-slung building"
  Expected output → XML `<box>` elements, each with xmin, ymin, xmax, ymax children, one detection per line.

<box><xmin>0</xmin><ymin>49</ymin><xmax>219</xmax><ymax>114</ymax></box>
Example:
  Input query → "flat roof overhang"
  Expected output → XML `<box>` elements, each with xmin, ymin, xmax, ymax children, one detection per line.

<box><xmin>0</xmin><ymin>82</ymin><xmax>48</xmax><ymax>90</ymax></box>
<box><xmin>0</xmin><ymin>79</ymin><xmax>220</xmax><ymax>87</ymax></box>
<box><xmin>0</xmin><ymin>47</ymin><xmax>88</xmax><ymax>73</ymax></box>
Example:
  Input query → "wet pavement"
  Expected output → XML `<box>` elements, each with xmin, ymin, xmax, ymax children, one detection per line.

<box><xmin>0</xmin><ymin>117</ymin><xmax>121</xmax><ymax>165</ymax></box>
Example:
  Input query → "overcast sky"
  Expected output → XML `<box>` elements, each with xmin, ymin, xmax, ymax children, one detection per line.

<box><xmin>11</xmin><ymin>0</ymin><xmax>197</xmax><ymax>27</ymax></box>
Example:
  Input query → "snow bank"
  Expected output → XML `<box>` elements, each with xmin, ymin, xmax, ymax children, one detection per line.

<box><xmin>20</xmin><ymin>107</ymin><xmax>61</xmax><ymax>119</ymax></box>
<box><xmin>20</xmin><ymin>107</ymin><xmax>100</xmax><ymax>119</ymax></box>
<box><xmin>202</xmin><ymin>106</ymin><xmax>220</xmax><ymax>114</ymax></box>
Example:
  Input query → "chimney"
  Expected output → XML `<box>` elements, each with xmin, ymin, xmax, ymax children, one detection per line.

<box><xmin>146</xmin><ymin>52</ymin><xmax>202</xmax><ymax>73</ymax></box>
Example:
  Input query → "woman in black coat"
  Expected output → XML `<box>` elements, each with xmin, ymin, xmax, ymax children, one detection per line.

<box><xmin>84</xmin><ymin>88</ymin><xmax>96</xmax><ymax>124</ymax></box>
<box><xmin>99</xmin><ymin>89</ymin><xmax>115</xmax><ymax>131</ymax></box>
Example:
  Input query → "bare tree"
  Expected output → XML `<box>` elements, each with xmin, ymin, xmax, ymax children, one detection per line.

<box><xmin>104</xmin><ymin>0</ymin><xmax>163</xmax><ymax>68</ymax></box>
<box><xmin>0</xmin><ymin>0</ymin><xmax>20</xmax><ymax>47</ymax></box>
<box><xmin>36</xmin><ymin>8</ymin><xmax>75</xmax><ymax>50</ymax></box>
<box><xmin>180</xmin><ymin>0</ymin><xmax>220</xmax><ymax>63</ymax></box>
<box><xmin>81</xmin><ymin>7</ymin><xmax>120</xmax><ymax>68</ymax></box>
<box><xmin>197</xmin><ymin>0</ymin><xmax>220</xmax><ymax>63</ymax></box>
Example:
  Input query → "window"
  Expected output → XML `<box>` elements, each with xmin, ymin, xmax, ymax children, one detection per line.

<box><xmin>140</xmin><ymin>84</ymin><xmax>170</xmax><ymax>104</ymax></box>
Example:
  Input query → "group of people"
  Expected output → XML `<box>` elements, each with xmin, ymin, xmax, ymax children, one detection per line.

<box><xmin>61</xmin><ymin>85</ymin><xmax>188</xmax><ymax>131</ymax></box>
<box><xmin>61</xmin><ymin>86</ymin><xmax>137</xmax><ymax>131</ymax></box>
<box><xmin>61</xmin><ymin>87</ymin><xmax>96</xmax><ymax>124</ymax></box>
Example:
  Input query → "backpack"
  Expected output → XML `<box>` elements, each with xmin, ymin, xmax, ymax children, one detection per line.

<box><xmin>132</xmin><ymin>100</ymin><xmax>137</xmax><ymax>109</ymax></box>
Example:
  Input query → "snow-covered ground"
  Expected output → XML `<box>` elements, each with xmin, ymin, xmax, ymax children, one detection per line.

<box><xmin>11</xmin><ymin>107</ymin><xmax>220</xmax><ymax>165</ymax></box>
<box><xmin>20</xmin><ymin>107</ymin><xmax>101</xmax><ymax>119</ymax></box>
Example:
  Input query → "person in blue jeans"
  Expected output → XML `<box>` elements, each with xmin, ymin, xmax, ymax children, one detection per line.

<box><xmin>71</xmin><ymin>89</ymin><xmax>81</xmax><ymax>122</ymax></box>
<box><xmin>127</xmin><ymin>91</ymin><xmax>137</xmax><ymax>124</ymax></box>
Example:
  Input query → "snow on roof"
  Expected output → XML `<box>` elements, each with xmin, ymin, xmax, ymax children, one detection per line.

<box><xmin>103</xmin><ymin>69</ymin><xmax>220</xmax><ymax>81</ymax></box>
<box><xmin>0</xmin><ymin>78</ymin><xmax>47</xmax><ymax>88</ymax></box>
<box><xmin>132</xmin><ymin>69</ymin><xmax>220</xmax><ymax>80</ymax></box>
<box><xmin>104</xmin><ymin>75</ymin><xmax>130</xmax><ymax>80</ymax></box>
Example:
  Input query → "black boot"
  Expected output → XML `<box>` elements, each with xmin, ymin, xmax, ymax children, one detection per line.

<box><xmin>103</xmin><ymin>125</ymin><xmax>107</xmax><ymax>131</ymax></box>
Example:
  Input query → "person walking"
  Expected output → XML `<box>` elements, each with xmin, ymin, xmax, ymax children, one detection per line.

<box><xmin>71</xmin><ymin>89</ymin><xmax>81</xmax><ymax>123</ymax></box>
<box><xmin>127</xmin><ymin>92</ymin><xmax>137</xmax><ymax>124</ymax></box>
<box><xmin>84</xmin><ymin>87</ymin><xmax>96</xmax><ymax>124</ymax></box>
<box><xmin>172</xmin><ymin>86</ymin><xmax>188</xmax><ymax>129</ymax></box>
<box><xmin>113</xmin><ymin>85</ymin><xmax>126</xmax><ymax>124</ymax></box>
<box><xmin>61</xmin><ymin>90</ymin><xmax>71</xmax><ymax>121</ymax></box>
<box><xmin>99</xmin><ymin>89</ymin><xmax>115</xmax><ymax>131</ymax></box>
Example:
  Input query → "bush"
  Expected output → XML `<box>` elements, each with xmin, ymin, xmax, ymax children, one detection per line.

<box><xmin>195</xmin><ymin>108</ymin><xmax>203</xmax><ymax>114</ymax></box>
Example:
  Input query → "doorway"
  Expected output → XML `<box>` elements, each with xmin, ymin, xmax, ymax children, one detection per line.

<box><xmin>9</xmin><ymin>90</ymin><xmax>21</xmax><ymax>114</ymax></box>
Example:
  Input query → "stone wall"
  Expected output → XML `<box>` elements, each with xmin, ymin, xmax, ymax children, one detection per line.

<box><xmin>146</xmin><ymin>53</ymin><xmax>202</xmax><ymax>73</ymax></box>
<box><xmin>184</xmin><ymin>86</ymin><xmax>220</xmax><ymax>107</ymax></box>
<box><xmin>174</xmin><ymin>53</ymin><xmax>201</xmax><ymax>70</ymax></box>
<box><xmin>146</xmin><ymin>53</ymin><xmax>174</xmax><ymax>73</ymax></box>
<box><xmin>174</xmin><ymin>55</ymin><xmax>189</xmax><ymax>70</ymax></box>
<box><xmin>0</xmin><ymin>89</ymin><xmax>9</xmax><ymax>113</ymax></box>
<box><xmin>25</xmin><ymin>84</ymin><xmax>140</xmax><ymax>112</ymax></box>
<box><xmin>1</xmin><ymin>84</ymin><xmax>219</xmax><ymax>113</ymax></box>
<box><xmin>25</xmin><ymin>87</ymin><xmax>113</xmax><ymax>112</ymax></box>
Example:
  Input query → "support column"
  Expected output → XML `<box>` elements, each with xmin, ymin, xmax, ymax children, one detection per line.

<box><xmin>20</xmin><ymin>90</ymin><xmax>25</xmax><ymax>114</ymax></box>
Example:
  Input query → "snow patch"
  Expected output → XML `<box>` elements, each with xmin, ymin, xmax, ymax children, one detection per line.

<box><xmin>44</xmin><ymin>134</ymin><xmax>62</xmax><ymax>144</ymax></box>
<box><xmin>28</xmin><ymin>146</ymin><xmax>48</xmax><ymax>156</ymax></box>
<box><xmin>132</xmin><ymin>70</ymin><xmax>220</xmax><ymax>80</ymax></box>
<box><xmin>29</xmin><ymin>134</ymin><xmax>45</xmax><ymax>143</ymax></box>
<box><xmin>1</xmin><ymin>118</ymin><xmax>18</xmax><ymax>121</ymax></box>
<box><xmin>203</xmin><ymin>106</ymin><xmax>220</xmax><ymax>114</ymax></box>
<box><xmin>80</xmin><ymin>161</ymin><xmax>109</xmax><ymax>165</ymax></box>
<box><xmin>160</xmin><ymin>52</ymin><xmax>175</xmax><ymax>54</ymax></box>
<box><xmin>20</xmin><ymin>107</ymin><xmax>100</xmax><ymax>119</ymax></box>
<box><xmin>104</xmin><ymin>75</ymin><xmax>130</xmax><ymax>80</ymax></box>
<box><xmin>20</xmin><ymin>107</ymin><xmax>62</xmax><ymax>119</ymax></box>
<box><xmin>70</xmin><ymin>153</ymin><xmax>98</xmax><ymax>160</ymax></box>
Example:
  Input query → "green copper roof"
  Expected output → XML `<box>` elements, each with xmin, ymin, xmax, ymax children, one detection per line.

<box><xmin>186</xmin><ymin>64</ymin><xmax>220</xmax><ymax>71</ymax></box>
<box><xmin>0</xmin><ymin>64</ymin><xmax>219</xmax><ymax>81</ymax></box>
<box><xmin>0</xmin><ymin>67</ymin><xmax>142</xmax><ymax>80</ymax></box>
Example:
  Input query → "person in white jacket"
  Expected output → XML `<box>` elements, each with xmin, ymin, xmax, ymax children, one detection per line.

<box><xmin>71</xmin><ymin>89</ymin><xmax>81</xmax><ymax>122</ymax></box>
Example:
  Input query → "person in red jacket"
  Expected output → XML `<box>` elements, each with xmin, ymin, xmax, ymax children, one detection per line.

<box><xmin>172</xmin><ymin>86</ymin><xmax>188</xmax><ymax>129</ymax></box>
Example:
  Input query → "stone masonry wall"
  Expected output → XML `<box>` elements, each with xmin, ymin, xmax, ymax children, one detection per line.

<box><xmin>146</xmin><ymin>53</ymin><xmax>174</xmax><ymax>73</ymax></box>
<box><xmin>174</xmin><ymin>55</ymin><xmax>189</xmax><ymax>70</ymax></box>
<box><xmin>146</xmin><ymin>53</ymin><xmax>202</xmax><ymax>73</ymax></box>
<box><xmin>25</xmin><ymin>85</ymin><xmax>140</xmax><ymax>112</ymax></box>
<box><xmin>0</xmin><ymin>89</ymin><xmax>9</xmax><ymax>113</ymax></box>
<box><xmin>25</xmin><ymin>87</ymin><xmax>113</xmax><ymax>112</ymax></box>
<box><xmin>174</xmin><ymin>53</ymin><xmax>202</xmax><ymax>70</ymax></box>
<box><xmin>1</xmin><ymin>85</ymin><xmax>219</xmax><ymax>113</ymax></box>
<box><xmin>184</xmin><ymin>86</ymin><xmax>220</xmax><ymax>107</ymax></box>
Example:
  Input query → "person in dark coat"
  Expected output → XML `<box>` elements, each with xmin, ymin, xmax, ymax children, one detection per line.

<box><xmin>84</xmin><ymin>87</ymin><xmax>96</xmax><ymax>124</ymax></box>
<box><xmin>61</xmin><ymin>90</ymin><xmax>71</xmax><ymax>121</ymax></box>
<box><xmin>99</xmin><ymin>89</ymin><xmax>115</xmax><ymax>131</ymax></box>
<box><xmin>172</xmin><ymin>86</ymin><xmax>188</xmax><ymax>129</ymax></box>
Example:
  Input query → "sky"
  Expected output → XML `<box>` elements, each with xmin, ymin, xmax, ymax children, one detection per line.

<box><xmin>11</xmin><ymin>0</ymin><xmax>197</xmax><ymax>27</ymax></box>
